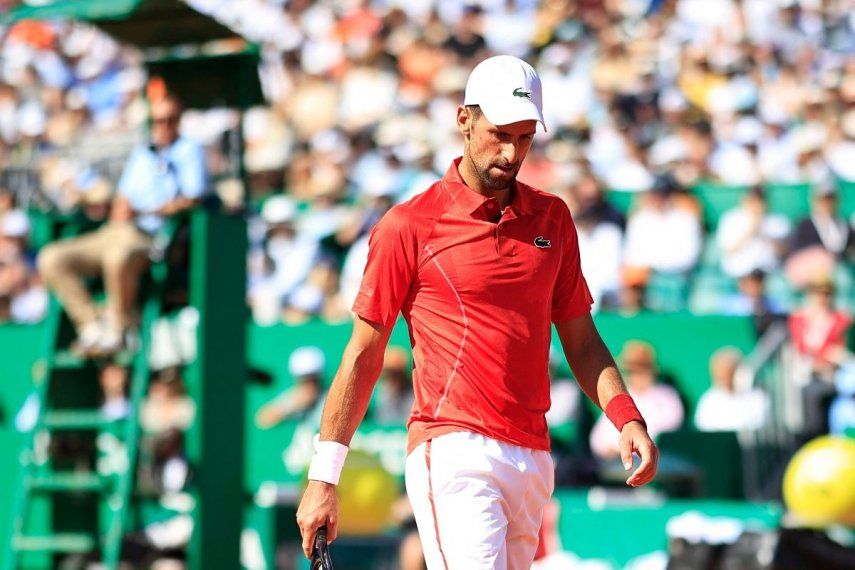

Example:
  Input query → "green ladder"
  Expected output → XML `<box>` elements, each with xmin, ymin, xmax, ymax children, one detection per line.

<box><xmin>5</xmin><ymin>264</ymin><xmax>166</xmax><ymax>569</ymax></box>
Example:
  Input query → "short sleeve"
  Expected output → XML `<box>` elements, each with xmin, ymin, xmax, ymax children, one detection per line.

<box><xmin>174</xmin><ymin>140</ymin><xmax>207</xmax><ymax>199</ymax></box>
<box><xmin>117</xmin><ymin>148</ymin><xmax>143</xmax><ymax>198</ymax></box>
<box><xmin>352</xmin><ymin>207</ymin><xmax>418</xmax><ymax>327</ymax></box>
<box><xmin>551</xmin><ymin>206</ymin><xmax>593</xmax><ymax>324</ymax></box>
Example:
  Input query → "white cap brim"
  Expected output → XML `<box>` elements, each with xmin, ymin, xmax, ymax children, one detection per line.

<box><xmin>479</xmin><ymin>99</ymin><xmax>546</xmax><ymax>132</ymax></box>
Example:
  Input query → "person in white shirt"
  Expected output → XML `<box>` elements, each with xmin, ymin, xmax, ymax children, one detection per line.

<box><xmin>623</xmin><ymin>175</ymin><xmax>702</xmax><ymax>274</ymax></box>
<box><xmin>695</xmin><ymin>347</ymin><xmax>769</xmax><ymax>432</ymax></box>
<box><xmin>575</xmin><ymin>207</ymin><xmax>623</xmax><ymax>311</ymax></box>
<box><xmin>717</xmin><ymin>186</ymin><xmax>790</xmax><ymax>278</ymax></box>
<box><xmin>248</xmin><ymin>196</ymin><xmax>320</xmax><ymax>325</ymax></box>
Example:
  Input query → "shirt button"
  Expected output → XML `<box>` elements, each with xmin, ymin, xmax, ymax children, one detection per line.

<box><xmin>486</xmin><ymin>203</ymin><xmax>494</xmax><ymax>209</ymax></box>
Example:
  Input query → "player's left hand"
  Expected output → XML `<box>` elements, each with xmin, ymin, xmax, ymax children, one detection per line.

<box><xmin>619</xmin><ymin>420</ymin><xmax>659</xmax><ymax>487</ymax></box>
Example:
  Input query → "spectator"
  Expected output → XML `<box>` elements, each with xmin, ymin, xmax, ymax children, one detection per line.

<box><xmin>133</xmin><ymin>367</ymin><xmax>194</xmax><ymax>567</ymax></box>
<box><xmin>37</xmin><ymin>94</ymin><xmax>205</xmax><ymax>356</ymax></box>
<box><xmin>716</xmin><ymin>186</ymin><xmax>790</xmax><ymax>278</ymax></box>
<box><xmin>573</xmin><ymin>174</ymin><xmax>625</xmax><ymax>310</ymax></box>
<box><xmin>785</xmin><ymin>180</ymin><xmax>853</xmax><ymax>288</ymax></box>
<box><xmin>255</xmin><ymin>346</ymin><xmax>325</xmax><ymax>429</ymax></box>
<box><xmin>99</xmin><ymin>363</ymin><xmax>129</xmax><ymax>421</ymax></box>
<box><xmin>618</xmin><ymin>266</ymin><xmax>650</xmax><ymax>317</ymax></box>
<box><xmin>788</xmin><ymin>276</ymin><xmax>852</xmax><ymax>379</ymax></box>
<box><xmin>0</xmin><ymin>208</ymin><xmax>47</xmax><ymax>323</ymax></box>
<box><xmin>248</xmin><ymin>195</ymin><xmax>319</xmax><ymax>325</ymax></box>
<box><xmin>721</xmin><ymin>269</ymin><xmax>787</xmax><ymax>337</ymax></box>
<box><xmin>589</xmin><ymin>341</ymin><xmax>684</xmax><ymax>460</ymax></box>
<box><xmin>575</xmin><ymin>207</ymin><xmax>623</xmax><ymax>311</ymax></box>
<box><xmin>545</xmin><ymin>348</ymin><xmax>581</xmax><ymax>430</ymax></box>
<box><xmin>695</xmin><ymin>347</ymin><xmax>769</xmax><ymax>432</ymax></box>
<box><xmin>829</xmin><ymin>364</ymin><xmax>855</xmax><ymax>436</ymax></box>
<box><xmin>622</xmin><ymin>175</ymin><xmax>702</xmax><ymax>275</ymax></box>
<box><xmin>573</xmin><ymin>172</ymin><xmax>626</xmax><ymax>230</ymax></box>
<box><xmin>369</xmin><ymin>346</ymin><xmax>414</xmax><ymax>426</ymax></box>
<box><xmin>140</xmin><ymin>367</ymin><xmax>196</xmax><ymax>435</ymax></box>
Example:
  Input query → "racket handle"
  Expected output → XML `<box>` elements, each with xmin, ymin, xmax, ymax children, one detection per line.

<box><xmin>311</xmin><ymin>525</ymin><xmax>332</xmax><ymax>570</ymax></box>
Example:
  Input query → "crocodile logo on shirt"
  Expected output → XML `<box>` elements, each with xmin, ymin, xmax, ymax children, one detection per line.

<box><xmin>534</xmin><ymin>236</ymin><xmax>551</xmax><ymax>248</ymax></box>
<box><xmin>513</xmin><ymin>87</ymin><xmax>532</xmax><ymax>99</ymax></box>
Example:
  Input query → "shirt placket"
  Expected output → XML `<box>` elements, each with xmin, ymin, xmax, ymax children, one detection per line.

<box><xmin>493</xmin><ymin>202</ymin><xmax>519</xmax><ymax>257</ymax></box>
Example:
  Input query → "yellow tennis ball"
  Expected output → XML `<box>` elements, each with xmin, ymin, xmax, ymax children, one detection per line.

<box><xmin>783</xmin><ymin>436</ymin><xmax>855</xmax><ymax>527</ymax></box>
<box><xmin>334</xmin><ymin>450</ymin><xmax>398</xmax><ymax>535</ymax></box>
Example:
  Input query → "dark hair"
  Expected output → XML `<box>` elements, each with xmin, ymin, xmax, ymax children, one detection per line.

<box><xmin>465</xmin><ymin>105</ymin><xmax>481</xmax><ymax>122</ymax></box>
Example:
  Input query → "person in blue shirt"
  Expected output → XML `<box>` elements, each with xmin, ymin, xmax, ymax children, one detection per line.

<box><xmin>38</xmin><ymin>94</ymin><xmax>206</xmax><ymax>356</ymax></box>
<box><xmin>830</xmin><ymin>364</ymin><xmax>855</xmax><ymax>436</ymax></box>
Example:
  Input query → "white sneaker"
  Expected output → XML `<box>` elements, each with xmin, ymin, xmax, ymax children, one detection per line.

<box><xmin>94</xmin><ymin>324</ymin><xmax>124</xmax><ymax>356</ymax></box>
<box><xmin>71</xmin><ymin>322</ymin><xmax>104</xmax><ymax>355</ymax></box>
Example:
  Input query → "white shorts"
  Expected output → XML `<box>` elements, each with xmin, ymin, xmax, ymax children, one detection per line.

<box><xmin>405</xmin><ymin>431</ymin><xmax>554</xmax><ymax>570</ymax></box>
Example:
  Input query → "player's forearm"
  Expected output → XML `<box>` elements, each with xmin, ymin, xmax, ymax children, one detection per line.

<box><xmin>569</xmin><ymin>335</ymin><xmax>626</xmax><ymax>410</ymax></box>
<box><xmin>557</xmin><ymin>317</ymin><xmax>627</xmax><ymax>410</ymax></box>
<box><xmin>318</xmin><ymin>342</ymin><xmax>384</xmax><ymax>445</ymax></box>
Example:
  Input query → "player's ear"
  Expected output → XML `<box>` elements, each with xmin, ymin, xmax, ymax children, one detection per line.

<box><xmin>456</xmin><ymin>106</ymin><xmax>472</xmax><ymax>139</ymax></box>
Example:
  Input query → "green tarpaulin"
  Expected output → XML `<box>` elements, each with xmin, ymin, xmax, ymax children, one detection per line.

<box><xmin>5</xmin><ymin>0</ymin><xmax>237</xmax><ymax>48</ymax></box>
<box><xmin>5</xmin><ymin>0</ymin><xmax>264</xmax><ymax>108</ymax></box>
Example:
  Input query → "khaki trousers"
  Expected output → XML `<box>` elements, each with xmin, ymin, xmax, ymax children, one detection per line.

<box><xmin>38</xmin><ymin>221</ymin><xmax>154</xmax><ymax>330</ymax></box>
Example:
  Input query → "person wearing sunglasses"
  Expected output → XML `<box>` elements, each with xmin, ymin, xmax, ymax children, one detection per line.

<box><xmin>38</xmin><ymin>93</ymin><xmax>206</xmax><ymax>356</ymax></box>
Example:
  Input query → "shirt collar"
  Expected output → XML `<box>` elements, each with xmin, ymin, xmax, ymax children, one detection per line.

<box><xmin>441</xmin><ymin>157</ymin><xmax>534</xmax><ymax>218</ymax></box>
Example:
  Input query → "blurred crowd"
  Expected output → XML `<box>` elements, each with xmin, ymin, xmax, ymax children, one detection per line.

<box><xmin>1</xmin><ymin>2</ymin><xmax>853</xmax><ymax>566</ymax></box>
<box><xmin>0</xmin><ymin>0</ymin><xmax>853</xmax><ymax>328</ymax></box>
<box><xmin>229</xmin><ymin>0</ymin><xmax>855</xmax><ymax>325</ymax></box>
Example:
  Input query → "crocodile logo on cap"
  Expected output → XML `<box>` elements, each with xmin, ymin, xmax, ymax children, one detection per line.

<box><xmin>513</xmin><ymin>87</ymin><xmax>532</xmax><ymax>99</ymax></box>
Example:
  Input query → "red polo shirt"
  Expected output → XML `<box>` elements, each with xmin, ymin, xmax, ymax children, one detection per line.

<box><xmin>353</xmin><ymin>158</ymin><xmax>592</xmax><ymax>453</ymax></box>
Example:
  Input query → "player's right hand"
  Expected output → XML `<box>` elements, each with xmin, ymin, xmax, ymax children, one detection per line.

<box><xmin>297</xmin><ymin>480</ymin><xmax>339</xmax><ymax>559</ymax></box>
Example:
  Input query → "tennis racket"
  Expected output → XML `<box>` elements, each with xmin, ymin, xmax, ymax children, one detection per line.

<box><xmin>310</xmin><ymin>525</ymin><xmax>334</xmax><ymax>570</ymax></box>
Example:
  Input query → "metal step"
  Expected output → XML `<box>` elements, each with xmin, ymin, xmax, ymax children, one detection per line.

<box><xmin>42</xmin><ymin>409</ymin><xmax>118</xmax><ymax>431</ymax></box>
<box><xmin>27</xmin><ymin>472</ymin><xmax>108</xmax><ymax>493</ymax></box>
<box><xmin>13</xmin><ymin>533</ymin><xmax>96</xmax><ymax>553</ymax></box>
<box><xmin>52</xmin><ymin>349</ymin><xmax>135</xmax><ymax>369</ymax></box>
<box><xmin>51</xmin><ymin>350</ymin><xmax>89</xmax><ymax>370</ymax></box>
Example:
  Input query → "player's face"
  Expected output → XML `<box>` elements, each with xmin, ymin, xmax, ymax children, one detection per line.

<box><xmin>460</xmin><ymin>108</ymin><xmax>536</xmax><ymax>191</ymax></box>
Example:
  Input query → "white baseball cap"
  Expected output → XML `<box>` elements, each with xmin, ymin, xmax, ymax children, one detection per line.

<box><xmin>261</xmin><ymin>196</ymin><xmax>297</xmax><ymax>226</ymax></box>
<box><xmin>464</xmin><ymin>55</ymin><xmax>546</xmax><ymax>132</ymax></box>
<box><xmin>288</xmin><ymin>346</ymin><xmax>325</xmax><ymax>378</ymax></box>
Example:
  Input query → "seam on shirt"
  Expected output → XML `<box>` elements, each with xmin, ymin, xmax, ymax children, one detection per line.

<box><xmin>424</xmin><ymin>244</ymin><xmax>468</xmax><ymax>419</ymax></box>
<box><xmin>413</xmin><ymin>191</ymin><xmax>454</xmax><ymax>271</ymax></box>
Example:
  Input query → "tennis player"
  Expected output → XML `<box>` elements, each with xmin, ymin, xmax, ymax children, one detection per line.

<box><xmin>297</xmin><ymin>55</ymin><xmax>659</xmax><ymax>569</ymax></box>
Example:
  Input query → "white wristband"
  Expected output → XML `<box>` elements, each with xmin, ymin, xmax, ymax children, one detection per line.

<box><xmin>307</xmin><ymin>436</ymin><xmax>349</xmax><ymax>485</ymax></box>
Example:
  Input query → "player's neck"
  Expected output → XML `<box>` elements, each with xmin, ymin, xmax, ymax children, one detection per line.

<box><xmin>458</xmin><ymin>157</ymin><xmax>512</xmax><ymax>210</ymax></box>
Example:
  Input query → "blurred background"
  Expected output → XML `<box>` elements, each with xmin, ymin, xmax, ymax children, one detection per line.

<box><xmin>0</xmin><ymin>0</ymin><xmax>853</xmax><ymax>568</ymax></box>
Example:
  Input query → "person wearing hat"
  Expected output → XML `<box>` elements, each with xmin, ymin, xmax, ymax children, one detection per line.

<box><xmin>255</xmin><ymin>346</ymin><xmax>326</xmax><ymax>429</ymax></box>
<box><xmin>248</xmin><ymin>195</ymin><xmax>320</xmax><ymax>325</ymax></box>
<box><xmin>37</xmin><ymin>93</ymin><xmax>206</xmax><ymax>356</ymax></box>
<box><xmin>297</xmin><ymin>56</ymin><xmax>658</xmax><ymax>568</ymax></box>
